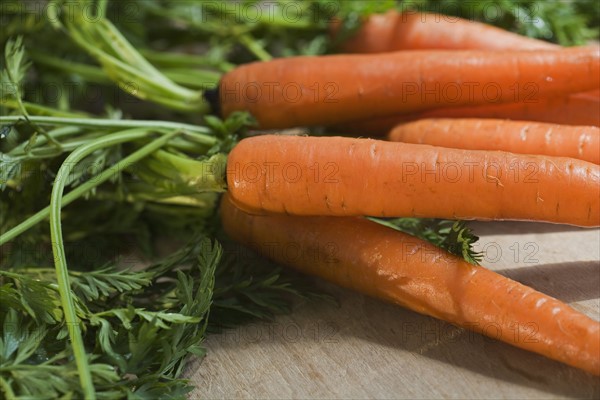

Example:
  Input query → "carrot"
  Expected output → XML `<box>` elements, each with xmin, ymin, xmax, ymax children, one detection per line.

<box><xmin>220</xmin><ymin>194</ymin><xmax>600</xmax><ymax>375</ymax></box>
<box><xmin>331</xmin><ymin>10</ymin><xmax>598</xmax><ymax>103</ymax></box>
<box><xmin>226</xmin><ymin>135</ymin><xmax>600</xmax><ymax>227</ymax></box>
<box><xmin>388</xmin><ymin>118</ymin><xmax>600</xmax><ymax>164</ymax></box>
<box><xmin>334</xmin><ymin>94</ymin><xmax>600</xmax><ymax>135</ymax></box>
<box><xmin>577</xmin><ymin>89</ymin><xmax>600</xmax><ymax>100</ymax></box>
<box><xmin>332</xmin><ymin>10</ymin><xmax>558</xmax><ymax>53</ymax></box>
<box><xmin>216</xmin><ymin>46</ymin><xmax>600</xmax><ymax>129</ymax></box>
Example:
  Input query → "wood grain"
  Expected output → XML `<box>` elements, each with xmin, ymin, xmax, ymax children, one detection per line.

<box><xmin>186</xmin><ymin>222</ymin><xmax>600</xmax><ymax>399</ymax></box>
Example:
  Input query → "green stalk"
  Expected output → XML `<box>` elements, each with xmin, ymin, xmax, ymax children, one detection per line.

<box><xmin>0</xmin><ymin>376</ymin><xmax>16</xmax><ymax>400</ymax></box>
<box><xmin>29</xmin><ymin>53</ymin><xmax>112</xmax><ymax>84</ymax></box>
<box><xmin>135</xmin><ymin>150</ymin><xmax>228</xmax><ymax>193</ymax></box>
<box><xmin>124</xmin><ymin>91</ymin><xmax>205</xmax><ymax>113</ymax></box>
<box><xmin>2</xmin><ymin>267</ymin><xmax>91</xmax><ymax>279</ymax></box>
<box><xmin>31</xmin><ymin>52</ymin><xmax>221</xmax><ymax>89</ymax></box>
<box><xmin>47</xmin><ymin>129</ymin><xmax>179</xmax><ymax>399</ymax></box>
<box><xmin>8</xmin><ymin>126</ymin><xmax>81</xmax><ymax>156</ymax></box>
<box><xmin>164</xmin><ymin>136</ymin><xmax>213</xmax><ymax>154</ymax></box>
<box><xmin>13</xmin><ymin>136</ymin><xmax>105</xmax><ymax>160</ymax></box>
<box><xmin>0</xmin><ymin>116</ymin><xmax>215</xmax><ymax>139</ymax></box>
<box><xmin>140</xmin><ymin>49</ymin><xmax>236</xmax><ymax>72</ymax></box>
<box><xmin>97</xmin><ymin>19</ymin><xmax>173</xmax><ymax>85</ymax></box>
<box><xmin>1</xmin><ymin>100</ymin><xmax>90</xmax><ymax>118</ymax></box>
<box><xmin>237</xmin><ymin>33</ymin><xmax>273</xmax><ymax>61</ymax></box>
<box><xmin>65</xmin><ymin>28</ymin><xmax>187</xmax><ymax>98</ymax></box>
<box><xmin>163</xmin><ymin>69</ymin><xmax>221</xmax><ymax>89</ymax></box>
<box><xmin>96</xmin><ymin>0</ymin><xmax>108</xmax><ymax>18</ymax></box>
<box><xmin>63</xmin><ymin>18</ymin><xmax>209</xmax><ymax>112</ymax></box>
<box><xmin>0</xmin><ymin>128</ymin><xmax>178</xmax><ymax>246</ymax></box>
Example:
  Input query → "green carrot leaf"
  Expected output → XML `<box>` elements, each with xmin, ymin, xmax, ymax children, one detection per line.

<box><xmin>369</xmin><ymin>217</ymin><xmax>483</xmax><ymax>265</ymax></box>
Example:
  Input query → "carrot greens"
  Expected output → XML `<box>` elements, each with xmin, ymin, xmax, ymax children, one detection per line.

<box><xmin>0</xmin><ymin>35</ymin><xmax>320</xmax><ymax>397</ymax></box>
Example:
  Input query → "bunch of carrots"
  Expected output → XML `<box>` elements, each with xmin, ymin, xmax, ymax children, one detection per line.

<box><xmin>214</xmin><ymin>10</ymin><xmax>600</xmax><ymax>376</ymax></box>
<box><xmin>2</xmin><ymin>5</ymin><xmax>600</xmax><ymax>398</ymax></box>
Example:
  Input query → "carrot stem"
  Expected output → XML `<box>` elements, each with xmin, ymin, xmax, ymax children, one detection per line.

<box><xmin>0</xmin><ymin>129</ymin><xmax>179</xmax><ymax>246</ymax></box>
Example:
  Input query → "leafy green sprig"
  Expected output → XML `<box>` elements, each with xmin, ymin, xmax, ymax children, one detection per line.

<box><xmin>0</xmin><ymin>38</ymin><xmax>321</xmax><ymax>397</ymax></box>
<box><xmin>1</xmin><ymin>237</ymin><xmax>219</xmax><ymax>399</ymax></box>
<box><xmin>369</xmin><ymin>218</ymin><xmax>483</xmax><ymax>265</ymax></box>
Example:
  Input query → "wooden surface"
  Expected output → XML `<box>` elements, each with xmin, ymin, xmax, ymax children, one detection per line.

<box><xmin>186</xmin><ymin>221</ymin><xmax>600</xmax><ymax>399</ymax></box>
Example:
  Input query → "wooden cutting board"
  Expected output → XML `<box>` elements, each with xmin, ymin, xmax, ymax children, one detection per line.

<box><xmin>186</xmin><ymin>221</ymin><xmax>600</xmax><ymax>399</ymax></box>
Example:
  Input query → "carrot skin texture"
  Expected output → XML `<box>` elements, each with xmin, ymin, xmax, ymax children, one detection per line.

<box><xmin>332</xmin><ymin>10</ymin><xmax>598</xmax><ymax>104</ymax></box>
<box><xmin>226</xmin><ymin>135</ymin><xmax>600</xmax><ymax>227</ymax></box>
<box><xmin>334</xmin><ymin>10</ymin><xmax>558</xmax><ymax>53</ymax></box>
<box><xmin>388</xmin><ymin>119</ymin><xmax>600</xmax><ymax>164</ymax></box>
<box><xmin>219</xmin><ymin>46</ymin><xmax>600</xmax><ymax>129</ymax></box>
<box><xmin>220</xmin><ymin>195</ymin><xmax>600</xmax><ymax>375</ymax></box>
<box><xmin>578</xmin><ymin>89</ymin><xmax>600</xmax><ymax>100</ymax></box>
<box><xmin>334</xmin><ymin>94</ymin><xmax>600</xmax><ymax>135</ymax></box>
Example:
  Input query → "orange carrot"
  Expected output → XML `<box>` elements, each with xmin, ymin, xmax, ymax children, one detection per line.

<box><xmin>220</xmin><ymin>194</ymin><xmax>600</xmax><ymax>375</ymax></box>
<box><xmin>226</xmin><ymin>135</ymin><xmax>600</xmax><ymax>227</ymax></box>
<box><xmin>388</xmin><ymin>119</ymin><xmax>600</xmax><ymax>164</ymax></box>
<box><xmin>331</xmin><ymin>10</ymin><xmax>598</xmax><ymax>102</ymax></box>
<box><xmin>577</xmin><ymin>89</ymin><xmax>600</xmax><ymax>100</ymax></box>
<box><xmin>334</xmin><ymin>94</ymin><xmax>600</xmax><ymax>135</ymax></box>
<box><xmin>333</xmin><ymin>10</ymin><xmax>559</xmax><ymax>53</ymax></box>
<box><xmin>217</xmin><ymin>46</ymin><xmax>600</xmax><ymax>129</ymax></box>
